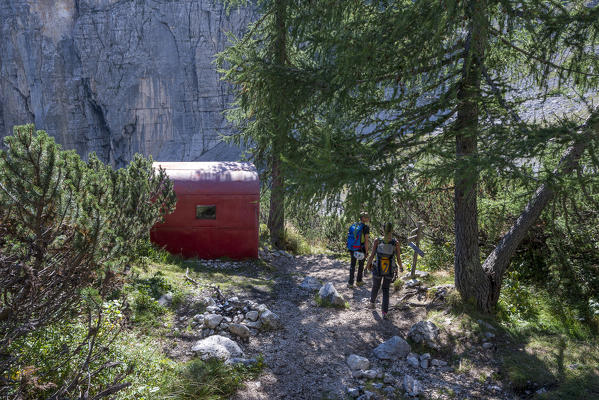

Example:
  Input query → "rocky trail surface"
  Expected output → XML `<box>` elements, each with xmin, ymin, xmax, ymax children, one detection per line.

<box><xmin>172</xmin><ymin>252</ymin><xmax>515</xmax><ymax>399</ymax></box>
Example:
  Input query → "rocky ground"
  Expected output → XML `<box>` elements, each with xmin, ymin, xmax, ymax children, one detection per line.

<box><xmin>164</xmin><ymin>251</ymin><xmax>518</xmax><ymax>400</ymax></box>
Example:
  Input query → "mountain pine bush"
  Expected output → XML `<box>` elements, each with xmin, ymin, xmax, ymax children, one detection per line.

<box><xmin>0</xmin><ymin>124</ymin><xmax>176</xmax><ymax>398</ymax></box>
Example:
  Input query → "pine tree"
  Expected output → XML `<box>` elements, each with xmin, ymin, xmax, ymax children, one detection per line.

<box><xmin>0</xmin><ymin>124</ymin><xmax>176</xmax><ymax>393</ymax></box>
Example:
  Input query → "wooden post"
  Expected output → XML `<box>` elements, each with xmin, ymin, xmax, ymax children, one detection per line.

<box><xmin>410</xmin><ymin>222</ymin><xmax>421</xmax><ymax>279</ymax></box>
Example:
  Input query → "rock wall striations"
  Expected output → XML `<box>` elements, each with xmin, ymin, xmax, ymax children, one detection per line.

<box><xmin>0</xmin><ymin>0</ymin><xmax>252</xmax><ymax>166</ymax></box>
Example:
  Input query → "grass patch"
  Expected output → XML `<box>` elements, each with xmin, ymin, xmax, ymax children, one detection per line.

<box><xmin>185</xmin><ymin>268</ymin><xmax>276</xmax><ymax>294</ymax></box>
<box><xmin>392</xmin><ymin>278</ymin><xmax>404</xmax><ymax>292</ymax></box>
<box><xmin>432</xmin><ymin>274</ymin><xmax>599</xmax><ymax>400</ymax></box>
<box><xmin>130</xmin><ymin>289</ymin><xmax>168</xmax><ymax>328</ymax></box>
<box><xmin>133</xmin><ymin>256</ymin><xmax>276</xmax><ymax>298</ymax></box>
<box><xmin>421</xmin><ymin>269</ymin><xmax>454</xmax><ymax>287</ymax></box>
<box><xmin>499</xmin><ymin>334</ymin><xmax>599</xmax><ymax>399</ymax></box>
<box><xmin>497</xmin><ymin>310</ymin><xmax>599</xmax><ymax>399</ymax></box>
<box><xmin>314</xmin><ymin>294</ymin><xmax>350</xmax><ymax>309</ymax></box>
<box><xmin>282</xmin><ymin>224</ymin><xmax>332</xmax><ymax>255</ymax></box>
<box><xmin>167</xmin><ymin>357</ymin><xmax>265</xmax><ymax>400</ymax></box>
<box><xmin>536</xmin><ymin>371</ymin><xmax>599</xmax><ymax>400</ymax></box>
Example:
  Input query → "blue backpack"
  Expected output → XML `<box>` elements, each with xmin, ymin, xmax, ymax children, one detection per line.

<box><xmin>347</xmin><ymin>223</ymin><xmax>364</xmax><ymax>251</ymax></box>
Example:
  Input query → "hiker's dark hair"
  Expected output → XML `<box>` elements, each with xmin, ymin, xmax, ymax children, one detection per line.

<box><xmin>384</xmin><ymin>222</ymin><xmax>393</xmax><ymax>234</ymax></box>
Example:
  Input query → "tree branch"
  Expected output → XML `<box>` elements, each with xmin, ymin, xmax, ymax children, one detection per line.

<box><xmin>489</xmin><ymin>27</ymin><xmax>599</xmax><ymax>78</ymax></box>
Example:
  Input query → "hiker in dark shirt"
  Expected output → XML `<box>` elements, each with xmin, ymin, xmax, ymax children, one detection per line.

<box><xmin>367</xmin><ymin>222</ymin><xmax>403</xmax><ymax>319</ymax></box>
<box><xmin>347</xmin><ymin>212</ymin><xmax>370</xmax><ymax>287</ymax></box>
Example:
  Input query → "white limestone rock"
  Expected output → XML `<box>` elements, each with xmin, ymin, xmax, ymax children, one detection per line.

<box><xmin>318</xmin><ymin>282</ymin><xmax>345</xmax><ymax>307</ymax></box>
<box><xmin>191</xmin><ymin>335</ymin><xmax>243</xmax><ymax>361</ymax></box>
<box><xmin>245</xmin><ymin>311</ymin><xmax>259</xmax><ymax>321</ymax></box>
<box><xmin>228</xmin><ymin>323</ymin><xmax>251</xmax><ymax>339</ymax></box>
<box><xmin>407</xmin><ymin>353</ymin><xmax>420</xmax><ymax>368</ymax></box>
<box><xmin>204</xmin><ymin>314</ymin><xmax>224</xmax><ymax>329</ymax></box>
<box><xmin>245</xmin><ymin>320</ymin><xmax>263</xmax><ymax>330</ymax></box>
<box><xmin>373</xmin><ymin>336</ymin><xmax>411</xmax><ymax>360</ymax></box>
<box><xmin>403</xmin><ymin>374</ymin><xmax>423</xmax><ymax>397</ymax></box>
<box><xmin>260</xmin><ymin>310</ymin><xmax>282</xmax><ymax>329</ymax></box>
<box><xmin>347</xmin><ymin>354</ymin><xmax>370</xmax><ymax>371</ymax></box>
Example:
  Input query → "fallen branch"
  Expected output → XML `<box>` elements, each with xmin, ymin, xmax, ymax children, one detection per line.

<box><xmin>209</xmin><ymin>285</ymin><xmax>226</xmax><ymax>302</ymax></box>
<box><xmin>398</xmin><ymin>291</ymin><xmax>419</xmax><ymax>302</ymax></box>
<box><xmin>185</xmin><ymin>268</ymin><xmax>201</xmax><ymax>286</ymax></box>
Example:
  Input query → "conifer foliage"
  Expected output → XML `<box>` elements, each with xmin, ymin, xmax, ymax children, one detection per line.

<box><xmin>217</xmin><ymin>0</ymin><xmax>320</xmax><ymax>248</ymax></box>
<box><xmin>0</xmin><ymin>124</ymin><xmax>176</xmax><ymax>396</ymax></box>
<box><xmin>220</xmin><ymin>0</ymin><xmax>599</xmax><ymax>311</ymax></box>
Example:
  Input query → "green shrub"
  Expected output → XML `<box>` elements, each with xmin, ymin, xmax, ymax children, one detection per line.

<box><xmin>136</xmin><ymin>240</ymin><xmax>185</xmax><ymax>267</ymax></box>
<box><xmin>9</xmin><ymin>300</ymin><xmax>129</xmax><ymax>399</ymax></box>
<box><xmin>421</xmin><ymin>241</ymin><xmax>454</xmax><ymax>271</ymax></box>
<box><xmin>0</xmin><ymin>125</ymin><xmax>176</xmax><ymax>398</ymax></box>
<box><xmin>132</xmin><ymin>290</ymin><xmax>166</xmax><ymax>320</ymax></box>
<box><xmin>135</xmin><ymin>271</ymin><xmax>173</xmax><ymax>300</ymax></box>
<box><xmin>171</xmin><ymin>290</ymin><xmax>186</xmax><ymax>309</ymax></box>
<box><xmin>283</xmin><ymin>225</ymin><xmax>312</xmax><ymax>254</ymax></box>
<box><xmin>392</xmin><ymin>278</ymin><xmax>404</xmax><ymax>292</ymax></box>
<box><xmin>259</xmin><ymin>223</ymin><xmax>270</xmax><ymax>244</ymax></box>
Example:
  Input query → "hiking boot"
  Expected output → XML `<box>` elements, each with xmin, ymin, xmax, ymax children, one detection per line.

<box><xmin>382</xmin><ymin>312</ymin><xmax>389</xmax><ymax>320</ymax></box>
<box><xmin>368</xmin><ymin>301</ymin><xmax>376</xmax><ymax>309</ymax></box>
<box><xmin>356</xmin><ymin>281</ymin><xmax>365</xmax><ymax>287</ymax></box>
<box><xmin>347</xmin><ymin>282</ymin><xmax>354</xmax><ymax>288</ymax></box>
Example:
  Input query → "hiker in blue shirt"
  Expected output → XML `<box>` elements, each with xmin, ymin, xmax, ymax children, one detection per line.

<box><xmin>366</xmin><ymin>222</ymin><xmax>403</xmax><ymax>319</ymax></box>
<box><xmin>347</xmin><ymin>212</ymin><xmax>370</xmax><ymax>287</ymax></box>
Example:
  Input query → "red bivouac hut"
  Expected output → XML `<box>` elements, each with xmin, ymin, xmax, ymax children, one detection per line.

<box><xmin>151</xmin><ymin>162</ymin><xmax>259</xmax><ymax>259</ymax></box>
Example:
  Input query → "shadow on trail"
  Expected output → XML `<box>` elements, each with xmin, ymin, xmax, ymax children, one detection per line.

<box><xmin>232</xmin><ymin>254</ymin><xmax>516</xmax><ymax>399</ymax></box>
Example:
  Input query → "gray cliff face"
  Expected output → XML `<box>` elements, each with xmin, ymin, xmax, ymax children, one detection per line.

<box><xmin>0</xmin><ymin>0</ymin><xmax>251</xmax><ymax>166</ymax></box>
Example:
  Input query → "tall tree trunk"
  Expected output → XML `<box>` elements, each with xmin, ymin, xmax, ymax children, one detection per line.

<box><xmin>268</xmin><ymin>0</ymin><xmax>287</xmax><ymax>249</ymax></box>
<box><xmin>482</xmin><ymin>110</ymin><xmax>599</xmax><ymax>308</ymax></box>
<box><xmin>454</xmin><ymin>0</ymin><xmax>491</xmax><ymax>311</ymax></box>
<box><xmin>269</xmin><ymin>140</ymin><xmax>285</xmax><ymax>248</ymax></box>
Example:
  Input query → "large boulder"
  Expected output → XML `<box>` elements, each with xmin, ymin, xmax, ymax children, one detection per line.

<box><xmin>408</xmin><ymin>321</ymin><xmax>440</xmax><ymax>349</ymax></box>
<box><xmin>191</xmin><ymin>335</ymin><xmax>244</xmax><ymax>361</ymax></box>
<box><xmin>373</xmin><ymin>336</ymin><xmax>411</xmax><ymax>360</ymax></box>
<box><xmin>347</xmin><ymin>354</ymin><xmax>370</xmax><ymax>371</ymax></box>
<box><xmin>402</xmin><ymin>271</ymin><xmax>430</xmax><ymax>280</ymax></box>
<box><xmin>318</xmin><ymin>282</ymin><xmax>345</xmax><ymax>307</ymax></box>
<box><xmin>300</xmin><ymin>276</ymin><xmax>322</xmax><ymax>291</ymax></box>
<box><xmin>199</xmin><ymin>296</ymin><xmax>217</xmax><ymax>307</ymax></box>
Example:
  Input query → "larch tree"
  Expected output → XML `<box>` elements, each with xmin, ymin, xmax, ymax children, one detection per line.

<box><xmin>217</xmin><ymin>0</ymin><xmax>319</xmax><ymax>248</ymax></box>
<box><xmin>276</xmin><ymin>0</ymin><xmax>599</xmax><ymax>311</ymax></box>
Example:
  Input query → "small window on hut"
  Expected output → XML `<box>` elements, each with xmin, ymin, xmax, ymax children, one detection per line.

<box><xmin>196</xmin><ymin>205</ymin><xmax>216</xmax><ymax>219</ymax></box>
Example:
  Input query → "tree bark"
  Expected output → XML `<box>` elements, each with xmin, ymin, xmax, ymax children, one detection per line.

<box><xmin>454</xmin><ymin>0</ymin><xmax>491</xmax><ymax>310</ymax></box>
<box><xmin>269</xmin><ymin>141</ymin><xmax>285</xmax><ymax>248</ymax></box>
<box><xmin>268</xmin><ymin>0</ymin><xmax>287</xmax><ymax>249</ymax></box>
<box><xmin>482</xmin><ymin>109</ymin><xmax>599</xmax><ymax>308</ymax></box>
